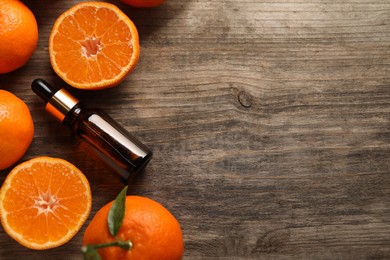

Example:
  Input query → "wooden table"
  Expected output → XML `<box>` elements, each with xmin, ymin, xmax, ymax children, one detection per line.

<box><xmin>1</xmin><ymin>0</ymin><xmax>390</xmax><ymax>259</ymax></box>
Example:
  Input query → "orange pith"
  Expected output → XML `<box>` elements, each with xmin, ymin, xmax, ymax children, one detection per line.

<box><xmin>0</xmin><ymin>157</ymin><xmax>92</xmax><ymax>250</ymax></box>
<box><xmin>49</xmin><ymin>2</ymin><xmax>140</xmax><ymax>90</ymax></box>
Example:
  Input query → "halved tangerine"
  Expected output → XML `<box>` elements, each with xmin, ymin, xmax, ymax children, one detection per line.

<box><xmin>49</xmin><ymin>2</ymin><xmax>140</xmax><ymax>90</ymax></box>
<box><xmin>0</xmin><ymin>156</ymin><xmax>92</xmax><ymax>250</ymax></box>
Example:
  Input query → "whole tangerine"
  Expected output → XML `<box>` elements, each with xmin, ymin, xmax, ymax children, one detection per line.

<box><xmin>0</xmin><ymin>90</ymin><xmax>34</xmax><ymax>170</ymax></box>
<box><xmin>83</xmin><ymin>196</ymin><xmax>184</xmax><ymax>260</ymax></box>
<box><xmin>0</xmin><ymin>0</ymin><xmax>38</xmax><ymax>74</ymax></box>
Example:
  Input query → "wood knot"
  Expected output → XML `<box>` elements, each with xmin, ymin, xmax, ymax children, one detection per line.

<box><xmin>252</xmin><ymin>228</ymin><xmax>290</xmax><ymax>254</ymax></box>
<box><xmin>238</xmin><ymin>91</ymin><xmax>252</xmax><ymax>108</ymax></box>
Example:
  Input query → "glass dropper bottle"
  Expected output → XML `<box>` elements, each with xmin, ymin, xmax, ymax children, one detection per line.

<box><xmin>32</xmin><ymin>79</ymin><xmax>152</xmax><ymax>181</ymax></box>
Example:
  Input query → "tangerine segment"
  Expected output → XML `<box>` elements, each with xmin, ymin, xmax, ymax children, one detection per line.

<box><xmin>49</xmin><ymin>2</ymin><xmax>140</xmax><ymax>90</ymax></box>
<box><xmin>0</xmin><ymin>157</ymin><xmax>92</xmax><ymax>250</ymax></box>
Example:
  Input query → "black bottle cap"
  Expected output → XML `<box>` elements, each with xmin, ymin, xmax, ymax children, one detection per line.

<box><xmin>32</xmin><ymin>79</ymin><xmax>59</xmax><ymax>102</ymax></box>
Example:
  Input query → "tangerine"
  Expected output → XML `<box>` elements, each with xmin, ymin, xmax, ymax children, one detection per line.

<box><xmin>49</xmin><ymin>2</ymin><xmax>140</xmax><ymax>90</ymax></box>
<box><xmin>0</xmin><ymin>90</ymin><xmax>34</xmax><ymax>170</ymax></box>
<box><xmin>0</xmin><ymin>0</ymin><xmax>38</xmax><ymax>74</ymax></box>
<box><xmin>0</xmin><ymin>156</ymin><xmax>92</xmax><ymax>250</ymax></box>
<box><xmin>119</xmin><ymin>0</ymin><xmax>166</xmax><ymax>8</ymax></box>
<box><xmin>83</xmin><ymin>196</ymin><xmax>184</xmax><ymax>259</ymax></box>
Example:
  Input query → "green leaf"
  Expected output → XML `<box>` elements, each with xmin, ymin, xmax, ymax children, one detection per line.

<box><xmin>82</xmin><ymin>245</ymin><xmax>102</xmax><ymax>260</ymax></box>
<box><xmin>108</xmin><ymin>185</ymin><xmax>128</xmax><ymax>237</ymax></box>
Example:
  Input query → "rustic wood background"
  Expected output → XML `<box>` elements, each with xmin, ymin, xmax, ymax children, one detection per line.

<box><xmin>1</xmin><ymin>0</ymin><xmax>390</xmax><ymax>259</ymax></box>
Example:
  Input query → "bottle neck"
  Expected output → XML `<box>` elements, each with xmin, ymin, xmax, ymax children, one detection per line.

<box><xmin>62</xmin><ymin>103</ymin><xmax>86</xmax><ymax>127</ymax></box>
<box><xmin>45</xmin><ymin>88</ymin><xmax>80</xmax><ymax>122</ymax></box>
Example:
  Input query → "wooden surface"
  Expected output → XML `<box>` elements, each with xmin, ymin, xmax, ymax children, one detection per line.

<box><xmin>1</xmin><ymin>0</ymin><xmax>390</xmax><ymax>259</ymax></box>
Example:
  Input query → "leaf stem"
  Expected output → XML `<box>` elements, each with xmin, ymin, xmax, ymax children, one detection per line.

<box><xmin>82</xmin><ymin>240</ymin><xmax>133</xmax><ymax>252</ymax></box>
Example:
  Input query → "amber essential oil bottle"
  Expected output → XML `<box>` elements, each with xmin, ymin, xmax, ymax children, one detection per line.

<box><xmin>32</xmin><ymin>79</ymin><xmax>152</xmax><ymax>181</ymax></box>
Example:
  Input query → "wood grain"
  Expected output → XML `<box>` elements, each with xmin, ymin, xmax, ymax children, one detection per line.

<box><xmin>1</xmin><ymin>0</ymin><xmax>390</xmax><ymax>259</ymax></box>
